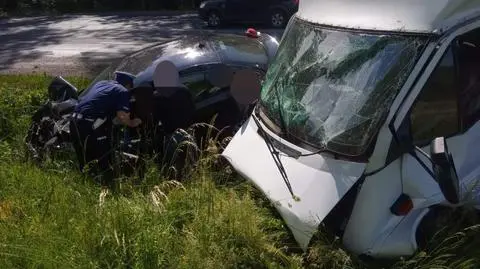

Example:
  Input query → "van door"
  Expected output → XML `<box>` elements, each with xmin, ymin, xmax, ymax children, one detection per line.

<box><xmin>352</xmin><ymin>29</ymin><xmax>480</xmax><ymax>257</ymax></box>
<box><xmin>401</xmin><ymin>30</ymin><xmax>480</xmax><ymax>204</ymax></box>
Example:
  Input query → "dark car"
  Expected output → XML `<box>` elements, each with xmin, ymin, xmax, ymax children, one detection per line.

<box><xmin>198</xmin><ymin>0</ymin><xmax>299</xmax><ymax>28</ymax></box>
<box><xmin>25</xmin><ymin>31</ymin><xmax>279</xmax><ymax>171</ymax></box>
<box><xmin>85</xmin><ymin>30</ymin><xmax>278</xmax><ymax>134</ymax></box>
<box><xmin>87</xmin><ymin>30</ymin><xmax>278</xmax><ymax>92</ymax></box>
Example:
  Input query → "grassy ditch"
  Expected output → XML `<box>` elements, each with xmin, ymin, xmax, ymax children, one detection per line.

<box><xmin>0</xmin><ymin>74</ymin><xmax>479</xmax><ymax>269</ymax></box>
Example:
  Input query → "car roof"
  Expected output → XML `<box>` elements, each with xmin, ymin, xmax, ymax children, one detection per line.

<box><xmin>131</xmin><ymin>32</ymin><xmax>269</xmax><ymax>87</ymax></box>
<box><xmin>297</xmin><ymin>0</ymin><xmax>480</xmax><ymax>34</ymax></box>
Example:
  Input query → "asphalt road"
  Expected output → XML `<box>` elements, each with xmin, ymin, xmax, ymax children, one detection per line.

<box><xmin>0</xmin><ymin>12</ymin><xmax>285</xmax><ymax>77</ymax></box>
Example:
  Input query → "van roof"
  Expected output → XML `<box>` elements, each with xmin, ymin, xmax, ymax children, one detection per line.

<box><xmin>297</xmin><ymin>0</ymin><xmax>480</xmax><ymax>34</ymax></box>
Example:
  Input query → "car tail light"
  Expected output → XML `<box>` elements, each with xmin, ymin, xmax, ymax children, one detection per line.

<box><xmin>390</xmin><ymin>193</ymin><xmax>413</xmax><ymax>216</ymax></box>
<box><xmin>293</xmin><ymin>0</ymin><xmax>299</xmax><ymax>4</ymax></box>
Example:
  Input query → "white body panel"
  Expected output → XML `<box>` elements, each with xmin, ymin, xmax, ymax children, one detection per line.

<box><xmin>222</xmin><ymin>116</ymin><xmax>366</xmax><ymax>250</ymax></box>
<box><xmin>369</xmin><ymin>208</ymin><xmax>430</xmax><ymax>258</ymax></box>
<box><xmin>343</xmin><ymin>153</ymin><xmax>445</xmax><ymax>257</ymax></box>
<box><xmin>342</xmin><ymin>159</ymin><xmax>404</xmax><ymax>255</ymax></box>
<box><xmin>297</xmin><ymin>0</ymin><xmax>480</xmax><ymax>34</ymax></box>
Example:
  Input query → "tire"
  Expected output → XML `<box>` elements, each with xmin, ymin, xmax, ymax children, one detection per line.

<box><xmin>415</xmin><ymin>206</ymin><xmax>457</xmax><ymax>249</ymax></box>
<box><xmin>207</xmin><ymin>10</ymin><xmax>222</xmax><ymax>28</ymax></box>
<box><xmin>269</xmin><ymin>9</ymin><xmax>287</xmax><ymax>28</ymax></box>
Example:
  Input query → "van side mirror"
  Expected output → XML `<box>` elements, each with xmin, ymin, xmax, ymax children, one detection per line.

<box><xmin>430</xmin><ymin>137</ymin><xmax>460</xmax><ymax>205</ymax></box>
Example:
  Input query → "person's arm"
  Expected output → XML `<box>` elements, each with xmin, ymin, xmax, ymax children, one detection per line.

<box><xmin>116</xmin><ymin>110</ymin><xmax>141</xmax><ymax>128</ymax></box>
<box><xmin>115</xmin><ymin>88</ymin><xmax>142</xmax><ymax>128</ymax></box>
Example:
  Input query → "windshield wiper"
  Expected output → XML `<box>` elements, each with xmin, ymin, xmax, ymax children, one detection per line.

<box><xmin>252</xmin><ymin>114</ymin><xmax>298</xmax><ymax>200</ymax></box>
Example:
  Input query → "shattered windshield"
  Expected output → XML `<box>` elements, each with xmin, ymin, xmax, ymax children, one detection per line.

<box><xmin>259</xmin><ymin>17</ymin><xmax>429</xmax><ymax>157</ymax></box>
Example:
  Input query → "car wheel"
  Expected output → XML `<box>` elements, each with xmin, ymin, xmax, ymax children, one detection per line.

<box><xmin>269</xmin><ymin>9</ymin><xmax>286</xmax><ymax>28</ymax></box>
<box><xmin>207</xmin><ymin>11</ymin><xmax>222</xmax><ymax>28</ymax></box>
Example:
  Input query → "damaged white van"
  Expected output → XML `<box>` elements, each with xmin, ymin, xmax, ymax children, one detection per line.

<box><xmin>222</xmin><ymin>0</ymin><xmax>480</xmax><ymax>259</ymax></box>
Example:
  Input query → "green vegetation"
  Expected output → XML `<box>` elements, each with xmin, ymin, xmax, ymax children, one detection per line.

<box><xmin>0</xmin><ymin>74</ymin><xmax>479</xmax><ymax>268</ymax></box>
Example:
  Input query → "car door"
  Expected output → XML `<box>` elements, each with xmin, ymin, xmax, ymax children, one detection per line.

<box><xmin>399</xmin><ymin>29</ymin><xmax>480</xmax><ymax>205</ymax></box>
<box><xmin>179</xmin><ymin>63</ymin><xmax>240</xmax><ymax>144</ymax></box>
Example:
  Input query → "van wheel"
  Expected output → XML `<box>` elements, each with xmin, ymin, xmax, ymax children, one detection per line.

<box><xmin>415</xmin><ymin>206</ymin><xmax>472</xmax><ymax>249</ymax></box>
<box><xmin>269</xmin><ymin>9</ymin><xmax>286</xmax><ymax>28</ymax></box>
<box><xmin>207</xmin><ymin>11</ymin><xmax>222</xmax><ymax>28</ymax></box>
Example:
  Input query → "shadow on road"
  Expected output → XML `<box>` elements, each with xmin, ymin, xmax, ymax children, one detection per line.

<box><xmin>0</xmin><ymin>13</ymin><xmax>197</xmax><ymax>75</ymax></box>
<box><xmin>0</xmin><ymin>17</ymin><xmax>70</xmax><ymax>70</ymax></box>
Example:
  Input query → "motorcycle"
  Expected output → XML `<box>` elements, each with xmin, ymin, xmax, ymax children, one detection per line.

<box><xmin>24</xmin><ymin>76</ymin><xmax>79</xmax><ymax>163</ymax></box>
<box><xmin>24</xmin><ymin>76</ymin><xmax>146</xmax><ymax>174</ymax></box>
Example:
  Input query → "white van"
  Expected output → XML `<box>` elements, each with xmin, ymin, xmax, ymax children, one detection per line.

<box><xmin>222</xmin><ymin>0</ymin><xmax>480</xmax><ymax>259</ymax></box>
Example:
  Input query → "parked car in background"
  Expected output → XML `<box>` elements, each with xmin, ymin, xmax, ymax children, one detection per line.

<box><xmin>198</xmin><ymin>0</ymin><xmax>299</xmax><ymax>28</ymax></box>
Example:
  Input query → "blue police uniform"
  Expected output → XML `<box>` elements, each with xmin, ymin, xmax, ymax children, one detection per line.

<box><xmin>69</xmin><ymin>79</ymin><xmax>131</xmax><ymax>186</ymax></box>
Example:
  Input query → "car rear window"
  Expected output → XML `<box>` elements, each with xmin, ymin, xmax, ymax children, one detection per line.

<box><xmin>210</xmin><ymin>35</ymin><xmax>269</xmax><ymax>65</ymax></box>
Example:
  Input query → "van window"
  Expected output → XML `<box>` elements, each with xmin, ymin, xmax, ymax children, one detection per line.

<box><xmin>457</xmin><ymin>30</ymin><xmax>480</xmax><ymax>131</ymax></box>
<box><xmin>410</xmin><ymin>45</ymin><xmax>459</xmax><ymax>145</ymax></box>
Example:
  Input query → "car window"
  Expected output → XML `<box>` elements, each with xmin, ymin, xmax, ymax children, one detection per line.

<box><xmin>180</xmin><ymin>64</ymin><xmax>266</xmax><ymax>101</ymax></box>
<box><xmin>180</xmin><ymin>65</ymin><xmax>227</xmax><ymax>101</ymax></box>
<box><xmin>410</xmin><ymin>45</ymin><xmax>459</xmax><ymax>145</ymax></box>
<box><xmin>180</xmin><ymin>71</ymin><xmax>213</xmax><ymax>98</ymax></box>
<box><xmin>211</xmin><ymin>35</ymin><xmax>269</xmax><ymax>65</ymax></box>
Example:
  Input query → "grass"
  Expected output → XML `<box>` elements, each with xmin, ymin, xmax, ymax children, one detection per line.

<box><xmin>0</xmin><ymin>73</ymin><xmax>479</xmax><ymax>269</ymax></box>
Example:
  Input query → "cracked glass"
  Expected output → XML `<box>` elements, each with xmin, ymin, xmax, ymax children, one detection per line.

<box><xmin>259</xmin><ymin>17</ymin><xmax>430</xmax><ymax>157</ymax></box>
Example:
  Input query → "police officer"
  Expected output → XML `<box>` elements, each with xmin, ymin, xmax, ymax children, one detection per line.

<box><xmin>70</xmin><ymin>71</ymin><xmax>142</xmax><ymax>187</ymax></box>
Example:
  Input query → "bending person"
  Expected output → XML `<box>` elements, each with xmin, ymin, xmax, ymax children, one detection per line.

<box><xmin>70</xmin><ymin>71</ymin><xmax>142</xmax><ymax>188</ymax></box>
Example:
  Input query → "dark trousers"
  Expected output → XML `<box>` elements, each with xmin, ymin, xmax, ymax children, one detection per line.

<box><xmin>69</xmin><ymin>118</ymin><xmax>115</xmax><ymax>187</ymax></box>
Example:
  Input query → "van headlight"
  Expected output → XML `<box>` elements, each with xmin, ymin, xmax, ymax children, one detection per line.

<box><xmin>200</xmin><ymin>2</ymin><xmax>206</xmax><ymax>8</ymax></box>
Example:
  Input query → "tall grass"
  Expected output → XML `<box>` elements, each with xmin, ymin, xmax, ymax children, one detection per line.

<box><xmin>0</xmin><ymin>74</ymin><xmax>479</xmax><ymax>269</ymax></box>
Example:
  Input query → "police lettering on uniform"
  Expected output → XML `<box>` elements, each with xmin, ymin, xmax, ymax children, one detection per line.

<box><xmin>69</xmin><ymin>72</ymin><xmax>142</xmax><ymax>188</ymax></box>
